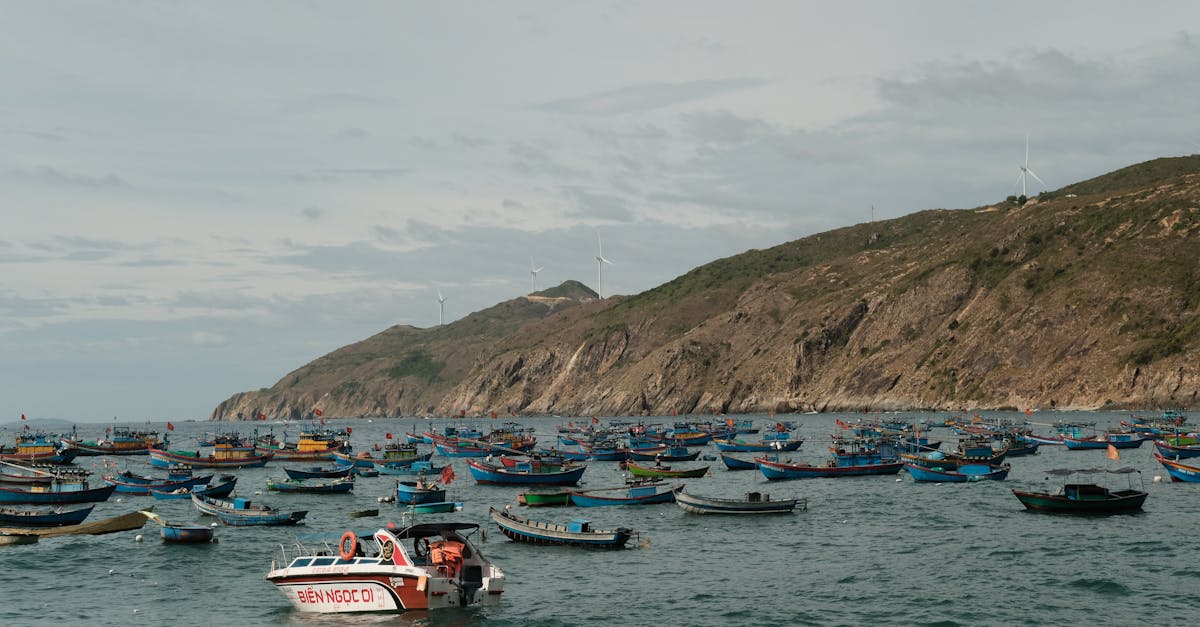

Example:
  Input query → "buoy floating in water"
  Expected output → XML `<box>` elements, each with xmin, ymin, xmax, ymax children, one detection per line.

<box><xmin>1153</xmin><ymin>475</ymin><xmax>1163</xmax><ymax>483</ymax></box>
<box><xmin>134</xmin><ymin>534</ymin><xmax>143</xmax><ymax>542</ymax></box>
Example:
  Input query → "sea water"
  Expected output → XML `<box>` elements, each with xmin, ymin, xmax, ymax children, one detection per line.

<box><xmin>3</xmin><ymin>412</ymin><xmax>1196</xmax><ymax>626</ymax></box>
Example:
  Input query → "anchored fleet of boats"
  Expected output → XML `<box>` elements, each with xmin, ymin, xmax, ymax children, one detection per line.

<box><xmin>2</xmin><ymin>411</ymin><xmax>1193</xmax><ymax>616</ymax></box>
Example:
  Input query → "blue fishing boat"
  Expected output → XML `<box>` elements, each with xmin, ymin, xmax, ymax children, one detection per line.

<box><xmin>626</xmin><ymin>445</ymin><xmax>700</xmax><ymax>462</ymax></box>
<box><xmin>283</xmin><ymin>465</ymin><xmax>354</xmax><ymax>480</ymax></box>
<box><xmin>150</xmin><ymin>476</ymin><xmax>238</xmax><ymax>500</ymax></box>
<box><xmin>103</xmin><ymin>473</ymin><xmax>215</xmax><ymax>495</ymax></box>
<box><xmin>568</xmin><ymin>482</ymin><xmax>678</xmax><ymax>507</ymax></box>
<box><xmin>758</xmin><ymin>456</ymin><xmax>903</xmax><ymax>480</ymax></box>
<box><xmin>489</xmin><ymin>506</ymin><xmax>635</xmax><ymax>548</ymax></box>
<box><xmin>719</xmin><ymin>453</ymin><xmax>761</xmax><ymax>470</ymax></box>
<box><xmin>142</xmin><ymin>511</ymin><xmax>215</xmax><ymax>543</ymax></box>
<box><xmin>396</xmin><ymin>478</ymin><xmax>447</xmax><ymax>504</ymax></box>
<box><xmin>375</xmin><ymin>460</ymin><xmax>450</xmax><ymax>476</ymax></box>
<box><xmin>191</xmin><ymin>494</ymin><xmax>307</xmax><ymax>526</ymax></box>
<box><xmin>1063</xmin><ymin>432</ymin><xmax>1145</xmax><ymax>450</ymax></box>
<box><xmin>712</xmin><ymin>438</ymin><xmax>803</xmax><ymax>453</ymax></box>
<box><xmin>1152</xmin><ymin>439</ymin><xmax>1200</xmax><ymax>460</ymax></box>
<box><xmin>905</xmin><ymin>463</ymin><xmax>1011</xmax><ymax>482</ymax></box>
<box><xmin>149</xmin><ymin>446</ymin><xmax>273</xmax><ymax>469</ymax></box>
<box><xmin>0</xmin><ymin>482</ymin><xmax>117</xmax><ymax>505</ymax></box>
<box><xmin>464</xmin><ymin>459</ymin><xmax>587</xmax><ymax>486</ymax></box>
<box><xmin>266</xmin><ymin>477</ymin><xmax>355</xmax><ymax>494</ymax></box>
<box><xmin>1154</xmin><ymin>452</ymin><xmax>1200</xmax><ymax>482</ymax></box>
<box><xmin>409</xmin><ymin>501</ymin><xmax>462</xmax><ymax>514</ymax></box>
<box><xmin>0</xmin><ymin>504</ymin><xmax>95</xmax><ymax>527</ymax></box>
<box><xmin>0</xmin><ymin>433</ymin><xmax>79</xmax><ymax>465</ymax></box>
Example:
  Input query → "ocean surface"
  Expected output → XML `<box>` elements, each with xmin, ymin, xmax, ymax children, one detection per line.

<box><xmin>3</xmin><ymin>412</ymin><xmax>1196</xmax><ymax>626</ymax></box>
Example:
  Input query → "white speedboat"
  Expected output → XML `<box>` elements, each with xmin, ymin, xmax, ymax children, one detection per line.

<box><xmin>265</xmin><ymin>522</ymin><xmax>505</xmax><ymax>613</ymax></box>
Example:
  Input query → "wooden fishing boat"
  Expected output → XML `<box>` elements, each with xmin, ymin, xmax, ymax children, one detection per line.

<box><xmin>149</xmin><ymin>447</ymin><xmax>273</xmax><ymax>469</ymax></box>
<box><xmin>0</xmin><ymin>504</ymin><xmax>95</xmax><ymax>527</ymax></box>
<box><xmin>1063</xmin><ymin>432</ymin><xmax>1145</xmax><ymax>450</ymax></box>
<box><xmin>719</xmin><ymin>453</ymin><xmax>763</xmax><ymax>470</ymax></box>
<box><xmin>568</xmin><ymin>482</ymin><xmax>678</xmax><ymax>507</ymax></box>
<box><xmin>255</xmin><ymin>429</ymin><xmax>346</xmax><ymax>461</ymax></box>
<box><xmin>626</xmin><ymin>445</ymin><xmax>701</xmax><ymax>462</ymax></box>
<box><xmin>464</xmin><ymin>459</ymin><xmax>587</xmax><ymax>486</ymax></box>
<box><xmin>0</xmin><ymin>481</ymin><xmax>117</xmax><ymax>505</ymax></box>
<box><xmin>905</xmin><ymin>463</ymin><xmax>1011</xmax><ymax>483</ymax></box>
<box><xmin>63</xmin><ymin>426</ymin><xmax>163</xmax><ymax>456</ymax></box>
<box><xmin>1152</xmin><ymin>439</ymin><xmax>1200</xmax><ymax>460</ymax></box>
<box><xmin>624</xmin><ymin>461</ymin><xmax>709</xmax><ymax>479</ymax></box>
<box><xmin>266</xmin><ymin>522</ymin><xmax>505</xmax><ymax>613</ymax></box>
<box><xmin>674</xmin><ymin>488</ymin><xmax>805</xmax><ymax>514</ymax></box>
<box><xmin>0</xmin><ymin>433</ymin><xmax>79</xmax><ymax>465</ymax></box>
<box><xmin>335</xmin><ymin>442</ymin><xmax>431</xmax><ymax>468</ymax></box>
<box><xmin>1011</xmin><ymin>468</ymin><xmax>1147</xmax><ymax>514</ymax></box>
<box><xmin>757</xmin><ymin>456</ymin><xmax>904</xmax><ymax>480</ymax></box>
<box><xmin>396</xmin><ymin>478</ymin><xmax>447</xmax><ymax>504</ymax></box>
<box><xmin>1154</xmin><ymin>452</ymin><xmax>1200</xmax><ymax>482</ymax></box>
<box><xmin>712</xmin><ymin>437</ymin><xmax>803</xmax><ymax>453</ymax></box>
<box><xmin>348</xmin><ymin>508</ymin><xmax>379</xmax><ymax>518</ymax></box>
<box><xmin>375</xmin><ymin>460</ymin><xmax>449</xmax><ymax>476</ymax></box>
<box><xmin>103</xmin><ymin>472</ymin><xmax>215</xmax><ymax>495</ymax></box>
<box><xmin>266</xmin><ymin>477</ymin><xmax>355</xmax><ymax>494</ymax></box>
<box><xmin>192</xmin><ymin>494</ymin><xmax>307</xmax><ymax>526</ymax></box>
<box><xmin>283</xmin><ymin>465</ymin><xmax>354</xmax><ymax>480</ymax></box>
<box><xmin>0</xmin><ymin>531</ymin><xmax>39</xmax><ymax>545</ymax></box>
<box><xmin>410</xmin><ymin>501</ymin><xmax>462</xmax><ymax>514</ymax></box>
<box><xmin>489</xmin><ymin>506</ymin><xmax>634</xmax><ymax>548</ymax></box>
<box><xmin>0</xmin><ymin>508</ymin><xmax>153</xmax><ymax>537</ymax></box>
<box><xmin>517</xmin><ymin>490</ymin><xmax>573</xmax><ymax>507</ymax></box>
<box><xmin>149</xmin><ymin>475</ymin><xmax>237</xmax><ymax>500</ymax></box>
<box><xmin>142</xmin><ymin>511</ymin><xmax>214</xmax><ymax>543</ymax></box>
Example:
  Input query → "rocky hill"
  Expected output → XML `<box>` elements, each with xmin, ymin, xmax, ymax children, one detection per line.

<box><xmin>212</xmin><ymin>156</ymin><xmax>1200</xmax><ymax>420</ymax></box>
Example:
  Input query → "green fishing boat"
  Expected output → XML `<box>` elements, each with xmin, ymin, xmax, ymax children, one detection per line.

<box><xmin>625</xmin><ymin>461</ymin><xmax>709</xmax><ymax>479</ymax></box>
<box><xmin>517</xmin><ymin>491</ymin><xmax>572</xmax><ymax>507</ymax></box>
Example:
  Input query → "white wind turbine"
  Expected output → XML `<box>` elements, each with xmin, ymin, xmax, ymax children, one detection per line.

<box><xmin>436</xmin><ymin>288</ymin><xmax>446</xmax><ymax>326</ymax></box>
<box><xmin>595</xmin><ymin>232</ymin><xmax>613</xmax><ymax>299</ymax></box>
<box><xmin>1016</xmin><ymin>134</ymin><xmax>1046</xmax><ymax>197</ymax></box>
<box><xmin>529</xmin><ymin>256</ymin><xmax>543</xmax><ymax>294</ymax></box>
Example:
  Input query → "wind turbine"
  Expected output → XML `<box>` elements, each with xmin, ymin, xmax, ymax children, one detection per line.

<box><xmin>529</xmin><ymin>256</ymin><xmax>543</xmax><ymax>294</ymax></box>
<box><xmin>1015</xmin><ymin>134</ymin><xmax>1046</xmax><ymax>197</ymax></box>
<box><xmin>436</xmin><ymin>288</ymin><xmax>446</xmax><ymax>326</ymax></box>
<box><xmin>595</xmin><ymin>231</ymin><xmax>613</xmax><ymax>299</ymax></box>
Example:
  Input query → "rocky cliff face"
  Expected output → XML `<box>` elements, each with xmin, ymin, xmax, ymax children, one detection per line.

<box><xmin>212</xmin><ymin>157</ymin><xmax>1200</xmax><ymax>420</ymax></box>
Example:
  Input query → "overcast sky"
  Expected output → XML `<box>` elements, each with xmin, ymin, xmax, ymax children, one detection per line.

<box><xmin>3</xmin><ymin>2</ymin><xmax>1199</xmax><ymax>422</ymax></box>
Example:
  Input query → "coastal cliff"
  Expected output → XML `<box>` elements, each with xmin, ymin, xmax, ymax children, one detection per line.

<box><xmin>212</xmin><ymin>156</ymin><xmax>1200</xmax><ymax>419</ymax></box>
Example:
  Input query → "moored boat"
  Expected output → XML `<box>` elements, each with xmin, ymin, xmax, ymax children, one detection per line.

<box><xmin>905</xmin><ymin>463</ymin><xmax>1011</xmax><ymax>483</ymax></box>
<box><xmin>1063</xmin><ymin>432</ymin><xmax>1145</xmax><ymax>450</ymax></box>
<box><xmin>192</xmin><ymin>494</ymin><xmax>307</xmax><ymax>526</ymax></box>
<box><xmin>143</xmin><ymin>511</ymin><xmax>215</xmax><ymax>543</ymax></box>
<box><xmin>464</xmin><ymin>459</ymin><xmax>586</xmax><ymax>486</ymax></box>
<box><xmin>149</xmin><ymin>446</ymin><xmax>273</xmax><ymax>469</ymax></box>
<box><xmin>150</xmin><ymin>475</ymin><xmax>238</xmax><ymax>500</ymax></box>
<box><xmin>674</xmin><ymin>488</ymin><xmax>804</xmax><ymax>514</ymax></box>
<box><xmin>0</xmin><ymin>481</ymin><xmax>117</xmax><ymax>505</ymax></box>
<box><xmin>624</xmin><ymin>461</ymin><xmax>709</xmax><ymax>479</ymax></box>
<box><xmin>267</xmin><ymin>477</ymin><xmax>355</xmax><ymax>494</ymax></box>
<box><xmin>568</xmin><ymin>482</ymin><xmax>678</xmax><ymax>507</ymax></box>
<box><xmin>0</xmin><ymin>531</ymin><xmax>39</xmax><ymax>546</ymax></box>
<box><xmin>266</xmin><ymin>522</ymin><xmax>505</xmax><ymax>613</ymax></box>
<box><xmin>489</xmin><ymin>506</ymin><xmax>634</xmax><ymax>547</ymax></box>
<box><xmin>517</xmin><ymin>490</ymin><xmax>573</xmax><ymax>507</ymax></box>
<box><xmin>1152</xmin><ymin>439</ymin><xmax>1200</xmax><ymax>460</ymax></box>
<box><xmin>0</xmin><ymin>504</ymin><xmax>95</xmax><ymax>527</ymax></box>
<box><xmin>757</xmin><ymin>456</ymin><xmax>904</xmax><ymax>480</ymax></box>
<box><xmin>1154</xmin><ymin>452</ymin><xmax>1200</xmax><ymax>482</ymax></box>
<box><xmin>1011</xmin><ymin>468</ymin><xmax>1147</xmax><ymax>514</ymax></box>
<box><xmin>283</xmin><ymin>465</ymin><xmax>354</xmax><ymax>481</ymax></box>
<box><xmin>718</xmin><ymin>453</ymin><xmax>760</xmax><ymax>471</ymax></box>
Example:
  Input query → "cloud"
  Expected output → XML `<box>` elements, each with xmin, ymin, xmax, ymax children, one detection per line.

<box><xmin>280</xmin><ymin>93</ymin><xmax>403</xmax><ymax>115</ymax></box>
<box><xmin>338</xmin><ymin>127</ymin><xmax>368</xmax><ymax>140</ymax></box>
<box><xmin>293</xmin><ymin>167</ymin><xmax>411</xmax><ymax>182</ymax></box>
<box><xmin>12</xmin><ymin>165</ymin><xmax>131</xmax><ymax>189</ymax></box>
<box><xmin>190</xmin><ymin>330</ymin><xmax>229</xmax><ymax>347</ymax></box>
<box><xmin>534</xmin><ymin>78</ymin><xmax>769</xmax><ymax>115</ymax></box>
<box><xmin>562</xmin><ymin>186</ymin><xmax>634</xmax><ymax>222</ymax></box>
<box><xmin>300</xmin><ymin>206</ymin><xmax>323</xmax><ymax>221</ymax></box>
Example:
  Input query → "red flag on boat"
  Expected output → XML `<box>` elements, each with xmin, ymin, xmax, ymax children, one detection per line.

<box><xmin>167</xmin><ymin>422</ymin><xmax>175</xmax><ymax>431</ymax></box>
<box><xmin>314</xmin><ymin>409</ymin><xmax>323</xmax><ymax>417</ymax></box>
<box><xmin>21</xmin><ymin>413</ymin><xmax>26</xmax><ymax>420</ymax></box>
<box><xmin>346</xmin><ymin>427</ymin><xmax>352</xmax><ymax>435</ymax></box>
<box><xmin>490</xmin><ymin>411</ymin><xmax>497</xmax><ymax>419</ymax></box>
<box><xmin>776</xmin><ymin>422</ymin><xmax>786</xmax><ymax>432</ymax></box>
<box><xmin>385</xmin><ymin>432</ymin><xmax>393</xmax><ymax>439</ymax></box>
<box><xmin>591</xmin><ymin>416</ymin><xmax>599</xmax><ymax>424</ymax></box>
<box><xmin>726</xmin><ymin>418</ymin><xmax>735</xmax><ymax>428</ymax></box>
<box><xmin>1107</xmin><ymin>444</ymin><xmax>1120</xmax><ymax>461</ymax></box>
<box><xmin>258</xmin><ymin>412</ymin><xmax>266</xmax><ymax>420</ymax></box>
<box><xmin>836</xmin><ymin>418</ymin><xmax>851</xmax><ymax>430</ymax></box>
<box><xmin>440</xmin><ymin>464</ymin><xmax>455</xmax><ymax>485</ymax></box>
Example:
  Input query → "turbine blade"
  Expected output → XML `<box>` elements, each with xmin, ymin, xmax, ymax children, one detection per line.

<box><xmin>534</xmin><ymin>266</ymin><xmax>544</xmax><ymax>273</ymax></box>
<box><xmin>1027</xmin><ymin>169</ymin><xmax>1046</xmax><ymax>186</ymax></box>
<box><xmin>601</xmin><ymin>256</ymin><xmax>613</xmax><ymax>265</ymax></box>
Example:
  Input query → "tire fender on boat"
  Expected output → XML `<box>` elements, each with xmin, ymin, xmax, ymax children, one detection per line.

<box><xmin>339</xmin><ymin>531</ymin><xmax>357</xmax><ymax>560</ymax></box>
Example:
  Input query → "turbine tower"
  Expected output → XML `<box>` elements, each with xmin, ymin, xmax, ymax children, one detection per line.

<box><xmin>529</xmin><ymin>256</ymin><xmax>543</xmax><ymax>294</ymax></box>
<box><xmin>595</xmin><ymin>231</ymin><xmax>613</xmax><ymax>299</ymax></box>
<box><xmin>436</xmin><ymin>288</ymin><xmax>446</xmax><ymax>326</ymax></box>
<box><xmin>1016</xmin><ymin>134</ymin><xmax>1046</xmax><ymax>197</ymax></box>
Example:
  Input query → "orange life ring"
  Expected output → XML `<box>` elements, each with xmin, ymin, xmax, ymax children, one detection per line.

<box><xmin>338</xmin><ymin>531</ymin><xmax>357</xmax><ymax>560</ymax></box>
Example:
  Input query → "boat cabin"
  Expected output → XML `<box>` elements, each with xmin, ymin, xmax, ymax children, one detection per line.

<box><xmin>1054</xmin><ymin>484</ymin><xmax>1111</xmax><ymax>501</ymax></box>
<box><xmin>567</xmin><ymin>519</ymin><xmax>592</xmax><ymax>533</ymax></box>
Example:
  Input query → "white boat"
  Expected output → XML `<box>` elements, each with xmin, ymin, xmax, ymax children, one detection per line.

<box><xmin>674</xmin><ymin>489</ymin><xmax>805</xmax><ymax>514</ymax></box>
<box><xmin>265</xmin><ymin>522</ymin><xmax>504</xmax><ymax>613</ymax></box>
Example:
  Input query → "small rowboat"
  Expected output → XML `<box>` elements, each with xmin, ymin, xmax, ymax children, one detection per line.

<box><xmin>624</xmin><ymin>461</ymin><xmax>709</xmax><ymax>479</ymax></box>
<box><xmin>719</xmin><ymin>453</ymin><xmax>761</xmax><ymax>471</ymax></box>
<box><xmin>0</xmin><ymin>531</ymin><xmax>39</xmax><ymax>546</ymax></box>
<box><xmin>674</xmin><ymin>488</ymin><xmax>805</xmax><ymax>515</ymax></box>
<box><xmin>905</xmin><ymin>463</ymin><xmax>1011</xmax><ymax>483</ymax></box>
<box><xmin>348</xmin><ymin>508</ymin><xmax>379</xmax><ymax>518</ymax></box>
<box><xmin>489</xmin><ymin>506</ymin><xmax>634</xmax><ymax>548</ymax></box>
<box><xmin>410</xmin><ymin>501</ymin><xmax>462</xmax><ymax>514</ymax></box>
<box><xmin>517</xmin><ymin>490</ymin><xmax>572</xmax><ymax>507</ymax></box>
<box><xmin>396</xmin><ymin>479</ymin><xmax>447</xmax><ymax>504</ymax></box>
<box><xmin>142</xmin><ymin>511</ymin><xmax>215</xmax><ymax>544</ymax></box>
<box><xmin>569</xmin><ymin>482</ymin><xmax>678</xmax><ymax>507</ymax></box>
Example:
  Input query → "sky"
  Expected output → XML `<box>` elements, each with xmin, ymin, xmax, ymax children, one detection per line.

<box><xmin>3</xmin><ymin>2</ymin><xmax>1200</xmax><ymax>422</ymax></box>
